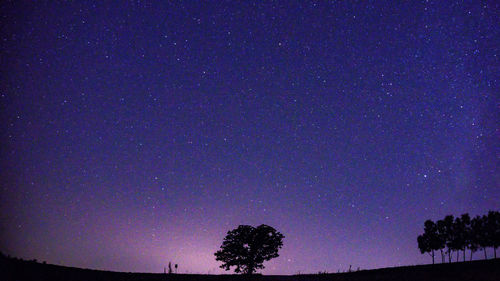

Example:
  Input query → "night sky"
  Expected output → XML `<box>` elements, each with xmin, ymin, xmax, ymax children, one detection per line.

<box><xmin>1</xmin><ymin>0</ymin><xmax>498</xmax><ymax>275</ymax></box>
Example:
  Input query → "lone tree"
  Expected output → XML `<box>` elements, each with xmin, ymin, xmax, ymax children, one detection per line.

<box><xmin>214</xmin><ymin>224</ymin><xmax>284</xmax><ymax>274</ymax></box>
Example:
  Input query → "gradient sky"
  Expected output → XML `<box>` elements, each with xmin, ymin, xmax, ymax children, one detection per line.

<box><xmin>1</xmin><ymin>0</ymin><xmax>498</xmax><ymax>275</ymax></box>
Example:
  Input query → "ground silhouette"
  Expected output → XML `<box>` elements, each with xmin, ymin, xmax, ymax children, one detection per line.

<box><xmin>1</xmin><ymin>254</ymin><xmax>499</xmax><ymax>281</ymax></box>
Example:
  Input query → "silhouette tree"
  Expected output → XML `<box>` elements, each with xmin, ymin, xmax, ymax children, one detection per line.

<box><xmin>417</xmin><ymin>233</ymin><xmax>433</xmax><ymax>263</ymax></box>
<box><xmin>458</xmin><ymin>213</ymin><xmax>471</xmax><ymax>262</ymax></box>
<box><xmin>417</xmin><ymin>220</ymin><xmax>439</xmax><ymax>264</ymax></box>
<box><xmin>472</xmin><ymin>214</ymin><xmax>498</xmax><ymax>260</ymax></box>
<box><xmin>419</xmin><ymin>211</ymin><xmax>499</xmax><ymax>263</ymax></box>
<box><xmin>452</xmin><ymin>214</ymin><xmax>470</xmax><ymax>262</ymax></box>
<box><xmin>449</xmin><ymin>216</ymin><xmax>461</xmax><ymax>262</ymax></box>
<box><xmin>442</xmin><ymin>215</ymin><xmax>455</xmax><ymax>263</ymax></box>
<box><xmin>469</xmin><ymin>217</ymin><xmax>481</xmax><ymax>261</ymax></box>
<box><xmin>436</xmin><ymin>219</ymin><xmax>447</xmax><ymax>263</ymax></box>
<box><xmin>475</xmin><ymin>215</ymin><xmax>490</xmax><ymax>259</ymax></box>
<box><xmin>214</xmin><ymin>224</ymin><xmax>284</xmax><ymax>274</ymax></box>
<box><xmin>486</xmin><ymin>210</ymin><xmax>500</xmax><ymax>258</ymax></box>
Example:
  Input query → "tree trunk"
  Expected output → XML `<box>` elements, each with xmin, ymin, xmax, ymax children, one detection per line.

<box><xmin>432</xmin><ymin>250</ymin><xmax>435</xmax><ymax>264</ymax></box>
<box><xmin>470</xmin><ymin>251</ymin><xmax>473</xmax><ymax>261</ymax></box>
<box><xmin>494</xmin><ymin>247</ymin><xmax>497</xmax><ymax>259</ymax></box>
<box><xmin>456</xmin><ymin>251</ymin><xmax>459</xmax><ymax>262</ymax></box>
<box><xmin>448</xmin><ymin>251</ymin><xmax>452</xmax><ymax>263</ymax></box>
<box><xmin>246</xmin><ymin>261</ymin><xmax>255</xmax><ymax>275</ymax></box>
<box><xmin>463</xmin><ymin>249</ymin><xmax>466</xmax><ymax>262</ymax></box>
<box><xmin>483</xmin><ymin>248</ymin><xmax>487</xmax><ymax>259</ymax></box>
<box><xmin>441</xmin><ymin>250</ymin><xmax>444</xmax><ymax>263</ymax></box>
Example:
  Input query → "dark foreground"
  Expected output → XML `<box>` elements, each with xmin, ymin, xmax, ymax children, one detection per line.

<box><xmin>1</xmin><ymin>255</ymin><xmax>499</xmax><ymax>281</ymax></box>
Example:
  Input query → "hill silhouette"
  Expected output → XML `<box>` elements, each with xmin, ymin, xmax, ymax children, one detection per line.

<box><xmin>1</xmin><ymin>254</ymin><xmax>499</xmax><ymax>281</ymax></box>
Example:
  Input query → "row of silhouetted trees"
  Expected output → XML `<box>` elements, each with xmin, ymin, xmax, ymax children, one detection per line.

<box><xmin>417</xmin><ymin>211</ymin><xmax>499</xmax><ymax>264</ymax></box>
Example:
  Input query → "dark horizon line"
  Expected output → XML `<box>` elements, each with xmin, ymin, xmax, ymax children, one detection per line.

<box><xmin>3</xmin><ymin>253</ymin><xmax>499</xmax><ymax>276</ymax></box>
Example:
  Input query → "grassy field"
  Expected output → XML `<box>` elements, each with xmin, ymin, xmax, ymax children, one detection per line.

<box><xmin>1</xmin><ymin>254</ymin><xmax>499</xmax><ymax>281</ymax></box>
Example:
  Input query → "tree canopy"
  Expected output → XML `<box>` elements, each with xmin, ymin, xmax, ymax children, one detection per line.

<box><xmin>214</xmin><ymin>224</ymin><xmax>284</xmax><ymax>274</ymax></box>
<box><xmin>418</xmin><ymin>210</ymin><xmax>500</xmax><ymax>263</ymax></box>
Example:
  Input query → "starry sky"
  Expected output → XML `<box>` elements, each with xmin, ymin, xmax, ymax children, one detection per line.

<box><xmin>0</xmin><ymin>0</ymin><xmax>498</xmax><ymax>275</ymax></box>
